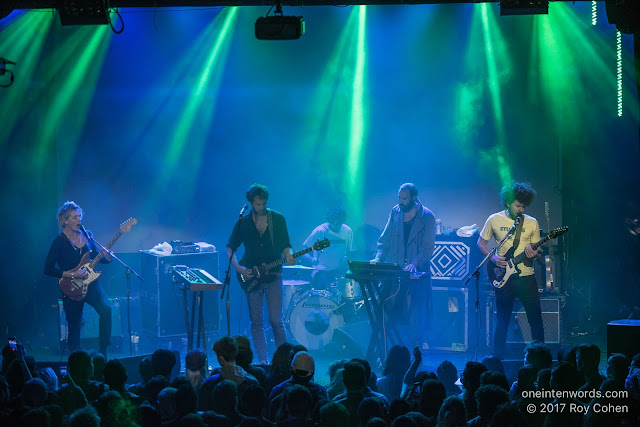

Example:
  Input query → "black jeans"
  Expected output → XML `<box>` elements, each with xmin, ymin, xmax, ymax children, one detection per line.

<box><xmin>493</xmin><ymin>275</ymin><xmax>544</xmax><ymax>358</ymax></box>
<box><xmin>384</xmin><ymin>276</ymin><xmax>433</xmax><ymax>349</ymax></box>
<box><xmin>62</xmin><ymin>282</ymin><xmax>112</xmax><ymax>354</ymax></box>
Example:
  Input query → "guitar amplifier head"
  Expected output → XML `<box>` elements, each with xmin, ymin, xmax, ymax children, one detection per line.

<box><xmin>172</xmin><ymin>245</ymin><xmax>201</xmax><ymax>254</ymax></box>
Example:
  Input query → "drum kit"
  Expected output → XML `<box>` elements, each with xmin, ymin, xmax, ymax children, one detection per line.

<box><xmin>282</xmin><ymin>265</ymin><xmax>365</xmax><ymax>350</ymax></box>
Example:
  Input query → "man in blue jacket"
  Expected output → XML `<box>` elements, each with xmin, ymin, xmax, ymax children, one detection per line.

<box><xmin>373</xmin><ymin>182</ymin><xmax>436</xmax><ymax>349</ymax></box>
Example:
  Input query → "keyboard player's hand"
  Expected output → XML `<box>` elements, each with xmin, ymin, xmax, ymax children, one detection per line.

<box><xmin>403</xmin><ymin>263</ymin><xmax>417</xmax><ymax>273</ymax></box>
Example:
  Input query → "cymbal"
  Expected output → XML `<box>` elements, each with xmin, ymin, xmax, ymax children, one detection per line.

<box><xmin>283</xmin><ymin>265</ymin><xmax>317</xmax><ymax>270</ymax></box>
<box><xmin>282</xmin><ymin>280</ymin><xmax>311</xmax><ymax>286</ymax></box>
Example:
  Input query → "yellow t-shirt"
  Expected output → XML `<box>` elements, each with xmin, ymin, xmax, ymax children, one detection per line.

<box><xmin>480</xmin><ymin>211</ymin><xmax>541</xmax><ymax>277</ymax></box>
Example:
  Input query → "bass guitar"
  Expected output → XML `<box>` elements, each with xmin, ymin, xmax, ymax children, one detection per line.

<box><xmin>59</xmin><ymin>218</ymin><xmax>137</xmax><ymax>301</ymax></box>
<box><xmin>237</xmin><ymin>238</ymin><xmax>330</xmax><ymax>292</ymax></box>
<box><xmin>488</xmin><ymin>226</ymin><xmax>568</xmax><ymax>289</ymax></box>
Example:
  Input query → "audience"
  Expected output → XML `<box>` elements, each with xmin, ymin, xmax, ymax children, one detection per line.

<box><xmin>2</xmin><ymin>336</ymin><xmax>639</xmax><ymax>427</ymax></box>
<box><xmin>234</xmin><ymin>335</ymin><xmax>268</xmax><ymax>391</ymax></box>
<box><xmin>436</xmin><ymin>360</ymin><xmax>461</xmax><ymax>397</ymax></box>
<box><xmin>576</xmin><ymin>343</ymin><xmax>605</xmax><ymax>394</ymax></box>
<box><xmin>126</xmin><ymin>356</ymin><xmax>153</xmax><ymax>396</ymax></box>
<box><xmin>200</xmin><ymin>336</ymin><xmax>258</xmax><ymax>411</ymax></box>
<box><xmin>376</xmin><ymin>345</ymin><xmax>411</xmax><ymax>400</ymax></box>
<box><xmin>184</xmin><ymin>349</ymin><xmax>208</xmax><ymax>392</ymax></box>
<box><xmin>267</xmin><ymin>351</ymin><xmax>328</xmax><ymax>421</ymax></box>
<box><xmin>459</xmin><ymin>361</ymin><xmax>488</xmax><ymax>420</ymax></box>
<box><xmin>268</xmin><ymin>343</ymin><xmax>296</xmax><ymax>396</ymax></box>
<box><xmin>436</xmin><ymin>395</ymin><xmax>467</xmax><ymax>426</ymax></box>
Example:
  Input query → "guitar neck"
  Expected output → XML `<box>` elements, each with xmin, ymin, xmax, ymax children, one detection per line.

<box><xmin>511</xmin><ymin>235</ymin><xmax>550</xmax><ymax>265</ymax></box>
<box><xmin>88</xmin><ymin>230</ymin><xmax>123</xmax><ymax>269</ymax></box>
<box><xmin>264</xmin><ymin>247</ymin><xmax>314</xmax><ymax>270</ymax></box>
<box><xmin>545</xmin><ymin>202</ymin><xmax>555</xmax><ymax>257</ymax></box>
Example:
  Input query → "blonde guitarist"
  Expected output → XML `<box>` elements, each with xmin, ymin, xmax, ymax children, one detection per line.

<box><xmin>44</xmin><ymin>201</ymin><xmax>114</xmax><ymax>357</ymax></box>
<box><xmin>477</xmin><ymin>181</ymin><xmax>544</xmax><ymax>359</ymax></box>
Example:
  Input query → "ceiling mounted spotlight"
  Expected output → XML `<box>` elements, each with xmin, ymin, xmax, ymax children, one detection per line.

<box><xmin>58</xmin><ymin>0</ymin><xmax>110</xmax><ymax>26</ymax></box>
<box><xmin>255</xmin><ymin>0</ymin><xmax>305</xmax><ymax>40</ymax></box>
<box><xmin>500</xmin><ymin>0</ymin><xmax>549</xmax><ymax>16</ymax></box>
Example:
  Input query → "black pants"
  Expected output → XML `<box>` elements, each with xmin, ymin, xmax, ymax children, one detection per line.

<box><xmin>62</xmin><ymin>282</ymin><xmax>112</xmax><ymax>355</ymax></box>
<box><xmin>493</xmin><ymin>275</ymin><xmax>544</xmax><ymax>358</ymax></box>
<box><xmin>384</xmin><ymin>276</ymin><xmax>433</xmax><ymax>349</ymax></box>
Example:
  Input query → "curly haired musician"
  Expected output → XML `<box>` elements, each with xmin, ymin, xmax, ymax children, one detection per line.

<box><xmin>227</xmin><ymin>184</ymin><xmax>295</xmax><ymax>364</ymax></box>
<box><xmin>44</xmin><ymin>201</ymin><xmax>112</xmax><ymax>356</ymax></box>
<box><xmin>477</xmin><ymin>181</ymin><xmax>544</xmax><ymax>359</ymax></box>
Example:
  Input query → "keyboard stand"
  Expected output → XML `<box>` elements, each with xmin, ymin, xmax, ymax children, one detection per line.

<box><xmin>172</xmin><ymin>266</ymin><xmax>223</xmax><ymax>350</ymax></box>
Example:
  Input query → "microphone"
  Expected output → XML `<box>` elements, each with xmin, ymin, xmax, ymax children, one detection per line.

<box><xmin>508</xmin><ymin>215</ymin><xmax>521</xmax><ymax>234</ymax></box>
<box><xmin>239</xmin><ymin>204</ymin><xmax>248</xmax><ymax>216</ymax></box>
<box><xmin>79</xmin><ymin>224</ymin><xmax>92</xmax><ymax>240</ymax></box>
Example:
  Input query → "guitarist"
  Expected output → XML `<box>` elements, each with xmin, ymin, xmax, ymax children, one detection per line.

<box><xmin>227</xmin><ymin>184</ymin><xmax>295</xmax><ymax>364</ymax></box>
<box><xmin>44</xmin><ymin>201</ymin><xmax>113</xmax><ymax>357</ymax></box>
<box><xmin>477</xmin><ymin>181</ymin><xmax>544</xmax><ymax>359</ymax></box>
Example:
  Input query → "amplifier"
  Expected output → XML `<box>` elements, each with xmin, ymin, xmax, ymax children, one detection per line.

<box><xmin>429</xmin><ymin>286</ymin><xmax>468</xmax><ymax>352</ymax></box>
<box><xmin>486</xmin><ymin>293</ymin><xmax>565</xmax><ymax>356</ymax></box>
<box><xmin>139</xmin><ymin>251</ymin><xmax>219</xmax><ymax>337</ymax></box>
<box><xmin>172</xmin><ymin>245</ymin><xmax>201</xmax><ymax>254</ymax></box>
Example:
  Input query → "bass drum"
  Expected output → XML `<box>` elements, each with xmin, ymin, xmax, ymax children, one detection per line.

<box><xmin>286</xmin><ymin>290</ymin><xmax>344</xmax><ymax>350</ymax></box>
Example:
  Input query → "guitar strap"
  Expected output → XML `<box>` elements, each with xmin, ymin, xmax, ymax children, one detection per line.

<box><xmin>268</xmin><ymin>208</ymin><xmax>275</xmax><ymax>249</ymax></box>
<box><xmin>511</xmin><ymin>216</ymin><xmax>524</xmax><ymax>254</ymax></box>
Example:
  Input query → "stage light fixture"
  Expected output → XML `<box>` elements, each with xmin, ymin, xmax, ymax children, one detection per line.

<box><xmin>605</xmin><ymin>0</ymin><xmax>640</xmax><ymax>34</ymax></box>
<box><xmin>500</xmin><ymin>0</ymin><xmax>549</xmax><ymax>16</ymax></box>
<box><xmin>58</xmin><ymin>0</ymin><xmax>110</xmax><ymax>26</ymax></box>
<box><xmin>255</xmin><ymin>0</ymin><xmax>304</xmax><ymax>40</ymax></box>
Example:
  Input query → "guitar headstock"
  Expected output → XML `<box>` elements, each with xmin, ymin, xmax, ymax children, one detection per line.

<box><xmin>545</xmin><ymin>202</ymin><xmax>549</xmax><ymax>220</ymax></box>
<box><xmin>313</xmin><ymin>238</ymin><xmax>330</xmax><ymax>251</ymax></box>
<box><xmin>549</xmin><ymin>226</ymin><xmax>568</xmax><ymax>239</ymax></box>
<box><xmin>120</xmin><ymin>218</ymin><xmax>138</xmax><ymax>233</ymax></box>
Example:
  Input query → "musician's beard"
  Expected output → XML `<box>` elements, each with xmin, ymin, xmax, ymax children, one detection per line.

<box><xmin>400</xmin><ymin>202</ymin><xmax>415</xmax><ymax>213</ymax></box>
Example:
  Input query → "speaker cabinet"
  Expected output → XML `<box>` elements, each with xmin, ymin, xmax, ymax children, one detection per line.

<box><xmin>430</xmin><ymin>286</ymin><xmax>468</xmax><ymax>351</ymax></box>
<box><xmin>139</xmin><ymin>251</ymin><xmax>219</xmax><ymax>338</ymax></box>
<box><xmin>487</xmin><ymin>293</ymin><xmax>564</xmax><ymax>356</ymax></box>
<box><xmin>503</xmin><ymin>297</ymin><xmax>564</xmax><ymax>344</ymax></box>
<box><xmin>607</xmin><ymin>319</ymin><xmax>640</xmax><ymax>358</ymax></box>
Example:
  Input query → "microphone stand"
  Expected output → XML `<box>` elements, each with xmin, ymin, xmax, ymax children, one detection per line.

<box><xmin>464</xmin><ymin>220</ymin><xmax>518</xmax><ymax>360</ymax></box>
<box><xmin>222</xmin><ymin>209</ymin><xmax>245</xmax><ymax>336</ymax></box>
<box><xmin>90</xmin><ymin>238</ymin><xmax>144</xmax><ymax>356</ymax></box>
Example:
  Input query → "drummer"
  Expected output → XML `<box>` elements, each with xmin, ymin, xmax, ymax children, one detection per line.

<box><xmin>302</xmin><ymin>206</ymin><xmax>353</xmax><ymax>288</ymax></box>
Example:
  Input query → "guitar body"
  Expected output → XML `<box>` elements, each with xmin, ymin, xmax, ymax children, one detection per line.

<box><xmin>57</xmin><ymin>217</ymin><xmax>137</xmax><ymax>301</ymax></box>
<box><xmin>236</xmin><ymin>238</ymin><xmax>331</xmax><ymax>293</ymax></box>
<box><xmin>487</xmin><ymin>258</ymin><xmax>521</xmax><ymax>289</ymax></box>
<box><xmin>58</xmin><ymin>253</ymin><xmax>103</xmax><ymax>301</ymax></box>
<box><xmin>487</xmin><ymin>226</ymin><xmax>569</xmax><ymax>289</ymax></box>
<box><xmin>236</xmin><ymin>261</ymin><xmax>277</xmax><ymax>292</ymax></box>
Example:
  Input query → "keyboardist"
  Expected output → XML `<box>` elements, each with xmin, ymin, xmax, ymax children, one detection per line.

<box><xmin>372</xmin><ymin>183</ymin><xmax>436</xmax><ymax>350</ymax></box>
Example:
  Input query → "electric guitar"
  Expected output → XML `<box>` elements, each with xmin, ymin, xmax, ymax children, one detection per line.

<box><xmin>59</xmin><ymin>218</ymin><xmax>137</xmax><ymax>301</ymax></box>
<box><xmin>488</xmin><ymin>226</ymin><xmax>568</xmax><ymax>289</ymax></box>
<box><xmin>544</xmin><ymin>202</ymin><xmax>557</xmax><ymax>292</ymax></box>
<box><xmin>237</xmin><ymin>238</ymin><xmax>330</xmax><ymax>292</ymax></box>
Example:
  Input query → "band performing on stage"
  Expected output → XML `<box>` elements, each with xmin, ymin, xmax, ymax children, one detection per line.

<box><xmin>42</xmin><ymin>181</ymin><xmax>560</xmax><ymax>362</ymax></box>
